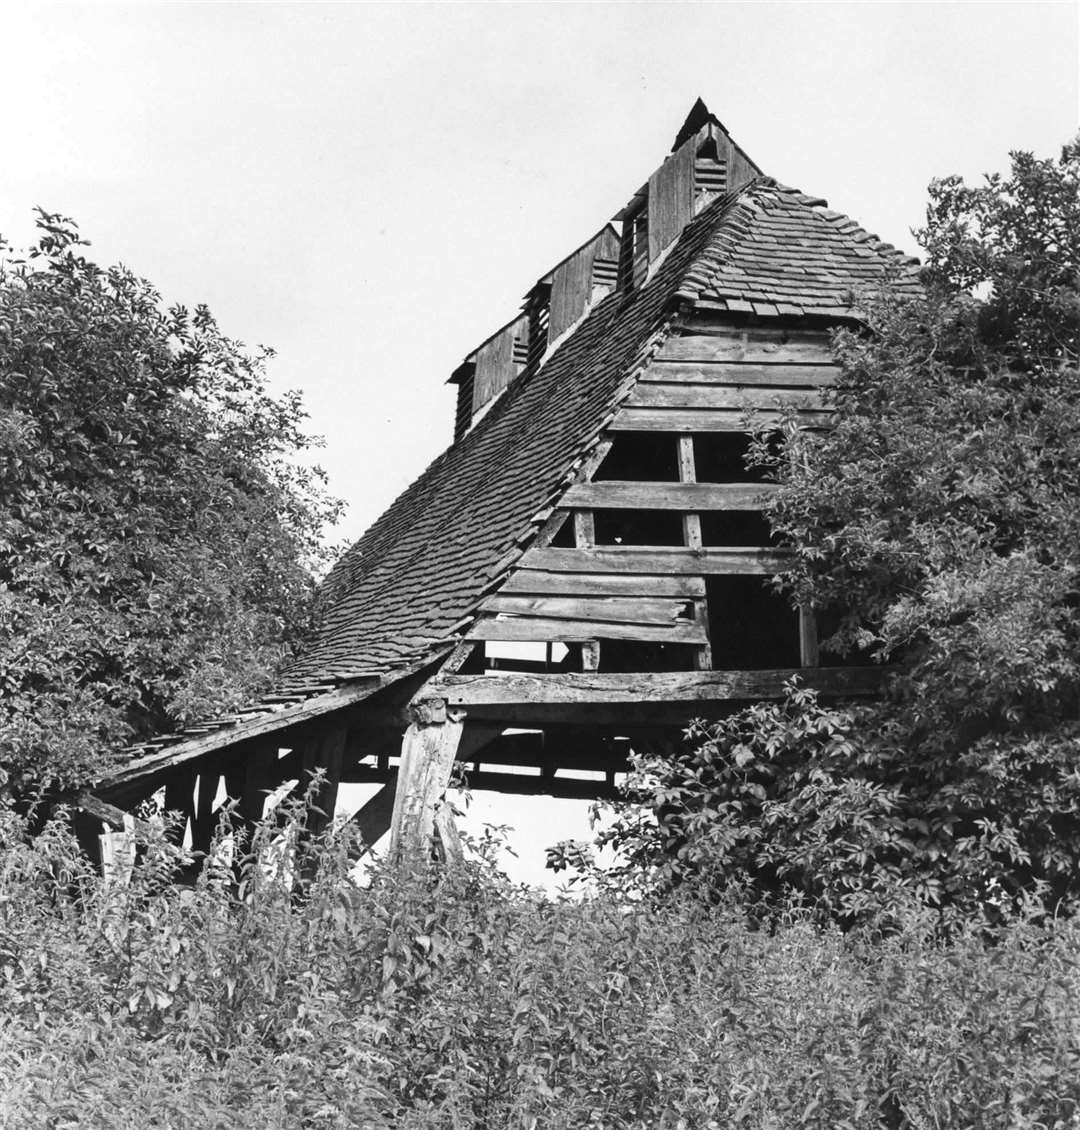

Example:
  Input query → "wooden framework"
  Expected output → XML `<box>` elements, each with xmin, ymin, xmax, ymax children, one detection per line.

<box><xmin>71</xmin><ymin>312</ymin><xmax>885</xmax><ymax>873</ymax></box>
<box><xmin>66</xmin><ymin>102</ymin><xmax>912</xmax><ymax>876</ymax></box>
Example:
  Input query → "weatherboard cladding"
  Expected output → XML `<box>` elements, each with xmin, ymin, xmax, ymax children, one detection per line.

<box><xmin>276</xmin><ymin>190</ymin><xmax>747</xmax><ymax>690</ymax></box>
<box><xmin>279</xmin><ymin>179</ymin><xmax>917</xmax><ymax>691</ymax></box>
<box><xmin>120</xmin><ymin>176</ymin><xmax>919</xmax><ymax>757</ymax></box>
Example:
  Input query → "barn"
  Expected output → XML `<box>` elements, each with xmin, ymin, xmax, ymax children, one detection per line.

<box><xmin>77</xmin><ymin>100</ymin><xmax>919</xmax><ymax>864</ymax></box>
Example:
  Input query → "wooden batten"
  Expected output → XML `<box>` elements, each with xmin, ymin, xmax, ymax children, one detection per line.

<box><xmin>481</xmin><ymin>593</ymin><xmax>693</xmax><ymax>626</ymax></box>
<box><xmin>500</xmin><ymin>569</ymin><xmax>705</xmax><ymax>597</ymax></box>
<box><xmin>643</xmin><ymin>361</ymin><xmax>838</xmax><ymax>387</ymax></box>
<box><xmin>657</xmin><ymin>327</ymin><xmax>837</xmax><ymax>364</ymax></box>
<box><xmin>561</xmin><ymin>481</ymin><xmax>778</xmax><ymax>510</ymax></box>
<box><xmin>626</xmin><ymin>384</ymin><xmax>825</xmax><ymax>412</ymax></box>
<box><xmin>610</xmin><ymin>407</ymin><xmax>832</xmax><ymax>432</ymax></box>
<box><xmin>516</xmin><ymin>546</ymin><xmax>789</xmax><ymax>575</ymax></box>
<box><xmin>467</xmin><ymin>615</ymin><xmax>707</xmax><ymax>645</ymax></box>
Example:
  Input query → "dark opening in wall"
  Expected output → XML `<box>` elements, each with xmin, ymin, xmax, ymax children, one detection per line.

<box><xmin>706</xmin><ymin>577</ymin><xmax>800</xmax><ymax>669</ymax></box>
<box><xmin>598</xmin><ymin>640</ymin><xmax>698</xmax><ymax>673</ymax></box>
<box><xmin>693</xmin><ymin>432</ymin><xmax>779</xmax><ymax>483</ymax></box>
<box><xmin>594</xmin><ymin>509</ymin><xmax>684</xmax><ymax>546</ymax></box>
<box><xmin>700</xmin><ymin>510</ymin><xmax>778</xmax><ymax>547</ymax></box>
<box><xmin>548</xmin><ymin>515</ymin><xmax>576</xmax><ymax>548</ymax></box>
<box><xmin>594</xmin><ymin>433</ymin><xmax>679</xmax><ymax>481</ymax></box>
<box><xmin>815</xmin><ymin>606</ymin><xmax>876</xmax><ymax>668</ymax></box>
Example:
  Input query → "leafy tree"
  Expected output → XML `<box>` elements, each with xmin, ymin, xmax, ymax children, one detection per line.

<box><xmin>0</xmin><ymin>211</ymin><xmax>341</xmax><ymax>790</ymax></box>
<box><xmin>599</xmin><ymin>142</ymin><xmax>1080</xmax><ymax>923</ymax></box>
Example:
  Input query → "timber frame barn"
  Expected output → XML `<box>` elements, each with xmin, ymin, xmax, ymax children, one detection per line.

<box><xmin>75</xmin><ymin>101</ymin><xmax>920</xmax><ymax>865</ymax></box>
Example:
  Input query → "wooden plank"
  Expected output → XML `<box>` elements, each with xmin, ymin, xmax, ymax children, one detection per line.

<box><xmin>467</xmin><ymin>615</ymin><xmax>707</xmax><ymax>644</ymax></box>
<box><xmin>692</xmin><ymin>598</ymin><xmax>713</xmax><ymax>671</ymax></box>
<box><xmin>501</xmin><ymin>569</ymin><xmax>705</xmax><ymax>597</ymax></box>
<box><xmin>517</xmin><ymin>547</ymin><xmax>789</xmax><ymax>575</ymax></box>
<box><xmin>648</xmin><ymin>132</ymin><xmax>696</xmax><ymax>261</ymax></box>
<box><xmin>425</xmin><ymin>667</ymin><xmax>884</xmax><ymax>707</ymax></box>
<box><xmin>473</xmin><ymin>317</ymin><xmax>526</xmax><ymax>412</ymax></box>
<box><xmin>73</xmin><ymin>792</ymin><xmax>156</xmax><ymax>841</ymax></box>
<box><xmin>658</xmin><ymin>334</ymin><xmax>835</xmax><ymax>365</ymax></box>
<box><xmin>561</xmin><ymin>481</ymin><xmax>777</xmax><ymax>510</ymax></box>
<box><xmin>482</xmin><ymin>594</ymin><xmax>692</xmax><ymax>626</ymax></box>
<box><xmin>643</xmin><ymin>361</ymin><xmax>838</xmax><ymax>387</ymax></box>
<box><xmin>549</xmin><ymin>234</ymin><xmax>596</xmax><ymax>341</ymax></box>
<box><xmin>439</xmin><ymin>640</ymin><xmax>479</xmax><ymax>675</ymax></box>
<box><xmin>627</xmin><ymin>384</ymin><xmax>824</xmax><ymax>412</ymax></box>
<box><xmin>610</xmin><ymin>407</ymin><xmax>832</xmax><ymax>432</ymax></box>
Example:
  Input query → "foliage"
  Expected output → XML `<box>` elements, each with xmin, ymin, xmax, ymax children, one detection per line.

<box><xmin>0</xmin><ymin>211</ymin><xmax>341</xmax><ymax>789</ymax></box>
<box><xmin>592</xmin><ymin>142</ymin><xmax>1080</xmax><ymax>924</ymax></box>
<box><xmin>2</xmin><ymin>802</ymin><xmax>1079</xmax><ymax>1129</ymax></box>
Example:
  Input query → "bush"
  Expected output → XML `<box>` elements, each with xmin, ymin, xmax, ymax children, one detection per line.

<box><xmin>2</xmin><ymin>800</ymin><xmax>1079</xmax><ymax>1128</ymax></box>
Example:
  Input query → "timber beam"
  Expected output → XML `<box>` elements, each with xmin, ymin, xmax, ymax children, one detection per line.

<box><xmin>420</xmin><ymin>667</ymin><xmax>883</xmax><ymax>711</ymax></box>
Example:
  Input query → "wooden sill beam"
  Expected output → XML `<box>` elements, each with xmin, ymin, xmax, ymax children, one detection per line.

<box><xmin>421</xmin><ymin>667</ymin><xmax>884</xmax><ymax>708</ymax></box>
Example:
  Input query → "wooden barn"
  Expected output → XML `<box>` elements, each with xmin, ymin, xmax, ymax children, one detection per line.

<box><xmin>76</xmin><ymin>100</ymin><xmax>920</xmax><ymax>864</ymax></box>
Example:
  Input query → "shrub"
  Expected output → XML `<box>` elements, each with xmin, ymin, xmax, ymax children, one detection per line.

<box><xmin>2</xmin><ymin>799</ymin><xmax>1079</xmax><ymax>1128</ymax></box>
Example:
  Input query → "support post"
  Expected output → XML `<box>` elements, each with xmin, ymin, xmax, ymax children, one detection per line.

<box><xmin>678</xmin><ymin>434</ymin><xmax>713</xmax><ymax>670</ymax></box>
<box><xmin>387</xmin><ymin>698</ymin><xmax>465</xmax><ymax>868</ymax></box>
<box><xmin>799</xmin><ymin>605</ymin><xmax>820</xmax><ymax>668</ymax></box>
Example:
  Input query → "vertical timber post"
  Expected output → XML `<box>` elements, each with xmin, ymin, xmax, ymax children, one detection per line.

<box><xmin>678</xmin><ymin>434</ymin><xmax>713</xmax><ymax>670</ymax></box>
<box><xmin>387</xmin><ymin>698</ymin><xmax>465</xmax><ymax>869</ymax></box>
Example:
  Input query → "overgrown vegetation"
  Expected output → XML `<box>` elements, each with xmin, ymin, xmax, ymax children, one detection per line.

<box><xmin>2</xmin><ymin>801</ymin><xmax>1078</xmax><ymax>1129</ymax></box>
<box><xmin>594</xmin><ymin>142</ymin><xmax>1080</xmax><ymax>926</ymax></box>
<box><xmin>0</xmin><ymin>212</ymin><xmax>341</xmax><ymax>790</ymax></box>
<box><xmin>5</xmin><ymin>145</ymin><xmax>1080</xmax><ymax>1124</ymax></box>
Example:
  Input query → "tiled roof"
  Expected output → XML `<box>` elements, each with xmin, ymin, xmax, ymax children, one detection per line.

<box><xmin>677</xmin><ymin>179</ymin><xmax>921</xmax><ymax>317</ymax></box>
<box><xmin>276</xmin><ymin>187</ymin><xmax>751</xmax><ymax>691</ymax></box>
<box><xmin>112</xmin><ymin>177</ymin><xmax>922</xmax><ymax>767</ymax></box>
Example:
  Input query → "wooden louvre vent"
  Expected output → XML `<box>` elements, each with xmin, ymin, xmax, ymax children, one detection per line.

<box><xmin>525</xmin><ymin>284</ymin><xmax>552</xmax><ymax>371</ymax></box>
<box><xmin>695</xmin><ymin>141</ymin><xmax>727</xmax><ymax>207</ymax></box>
<box><xmin>618</xmin><ymin>203</ymin><xmax>649</xmax><ymax>291</ymax></box>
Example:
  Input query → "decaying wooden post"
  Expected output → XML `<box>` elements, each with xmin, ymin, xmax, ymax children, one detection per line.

<box><xmin>387</xmin><ymin>697</ymin><xmax>465</xmax><ymax>868</ymax></box>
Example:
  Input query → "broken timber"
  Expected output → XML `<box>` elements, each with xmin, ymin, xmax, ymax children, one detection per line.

<box><xmin>77</xmin><ymin>100</ymin><xmax>917</xmax><ymax>871</ymax></box>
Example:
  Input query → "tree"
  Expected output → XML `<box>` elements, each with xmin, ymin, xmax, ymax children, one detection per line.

<box><xmin>0</xmin><ymin>211</ymin><xmax>341</xmax><ymax>790</ymax></box>
<box><xmin>598</xmin><ymin>142</ymin><xmax>1080</xmax><ymax>924</ymax></box>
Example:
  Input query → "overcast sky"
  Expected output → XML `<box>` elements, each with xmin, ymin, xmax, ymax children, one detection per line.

<box><xmin>3</xmin><ymin>2</ymin><xmax>1077</xmax><ymax>886</ymax></box>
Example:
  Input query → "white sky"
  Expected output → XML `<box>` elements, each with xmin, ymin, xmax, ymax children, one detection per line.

<box><xmin>3</xmin><ymin>1</ymin><xmax>1078</xmax><ymax>887</ymax></box>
